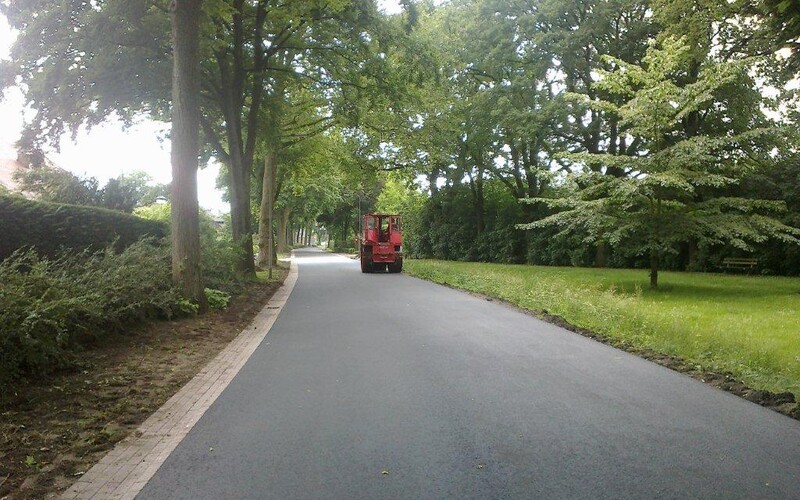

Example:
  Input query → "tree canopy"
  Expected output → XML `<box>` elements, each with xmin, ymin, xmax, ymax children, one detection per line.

<box><xmin>2</xmin><ymin>0</ymin><xmax>799</xmax><ymax>291</ymax></box>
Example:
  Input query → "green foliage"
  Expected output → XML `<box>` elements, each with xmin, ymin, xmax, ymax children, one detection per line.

<box><xmin>135</xmin><ymin>202</ymin><xmax>246</xmax><ymax>294</ymax></box>
<box><xmin>204</xmin><ymin>288</ymin><xmax>231</xmax><ymax>309</ymax></box>
<box><xmin>0</xmin><ymin>2</ymin><xmax>171</xmax><ymax>145</ymax></box>
<box><xmin>200</xmin><ymin>224</ymin><xmax>246</xmax><ymax>294</ymax></box>
<box><xmin>521</xmin><ymin>38</ymin><xmax>800</xmax><ymax>285</ymax></box>
<box><xmin>742</xmin><ymin>151</ymin><xmax>800</xmax><ymax>274</ymax></box>
<box><xmin>0</xmin><ymin>195</ymin><xmax>167</xmax><ymax>261</ymax></box>
<box><xmin>406</xmin><ymin>259</ymin><xmax>800</xmax><ymax>398</ymax></box>
<box><xmin>13</xmin><ymin>160</ymin><xmax>169</xmax><ymax>214</ymax></box>
<box><xmin>739</xmin><ymin>0</ymin><xmax>800</xmax><ymax>77</ymax></box>
<box><xmin>405</xmin><ymin>181</ymin><xmax>525</xmax><ymax>262</ymax></box>
<box><xmin>176</xmin><ymin>297</ymin><xmax>200</xmax><ymax>315</ymax></box>
<box><xmin>374</xmin><ymin>175</ymin><xmax>427</xmax><ymax>255</ymax></box>
<box><xmin>100</xmin><ymin>171</ymin><xmax>169</xmax><ymax>213</ymax></box>
<box><xmin>272</xmin><ymin>132</ymin><xmax>348</xmax><ymax>229</ymax></box>
<box><xmin>0</xmin><ymin>239</ymin><xmax>182</xmax><ymax>387</ymax></box>
<box><xmin>375</xmin><ymin>175</ymin><xmax>416</xmax><ymax>214</ymax></box>
<box><xmin>133</xmin><ymin>202</ymin><xmax>172</xmax><ymax>223</ymax></box>
<box><xmin>5</xmin><ymin>0</ymin><xmax>799</xmax><ymax>281</ymax></box>
<box><xmin>13</xmin><ymin>161</ymin><xmax>102</xmax><ymax>206</ymax></box>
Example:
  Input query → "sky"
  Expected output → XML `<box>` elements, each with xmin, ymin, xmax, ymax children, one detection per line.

<box><xmin>0</xmin><ymin>1</ymin><xmax>404</xmax><ymax>214</ymax></box>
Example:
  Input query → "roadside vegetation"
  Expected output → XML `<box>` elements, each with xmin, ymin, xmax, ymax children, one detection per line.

<box><xmin>1</xmin><ymin>2</ymin><xmax>799</xmax><ymax>491</ymax></box>
<box><xmin>0</xmin><ymin>189</ymin><xmax>290</xmax><ymax>495</ymax></box>
<box><xmin>0</xmin><ymin>196</ymin><xmax>251</xmax><ymax>390</ymax></box>
<box><xmin>0</xmin><ymin>267</ymin><xmax>288</xmax><ymax>498</ymax></box>
<box><xmin>405</xmin><ymin>260</ymin><xmax>800</xmax><ymax>400</ymax></box>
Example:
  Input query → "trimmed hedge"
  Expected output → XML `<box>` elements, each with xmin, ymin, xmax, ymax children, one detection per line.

<box><xmin>0</xmin><ymin>195</ymin><xmax>167</xmax><ymax>260</ymax></box>
<box><xmin>0</xmin><ymin>240</ymin><xmax>182</xmax><ymax>387</ymax></box>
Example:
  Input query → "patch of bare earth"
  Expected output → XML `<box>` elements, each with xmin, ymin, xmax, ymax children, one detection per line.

<box><xmin>0</xmin><ymin>270</ymin><xmax>287</xmax><ymax>500</ymax></box>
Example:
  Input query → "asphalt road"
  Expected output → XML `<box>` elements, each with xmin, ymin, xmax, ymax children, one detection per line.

<box><xmin>138</xmin><ymin>248</ymin><xmax>800</xmax><ymax>499</ymax></box>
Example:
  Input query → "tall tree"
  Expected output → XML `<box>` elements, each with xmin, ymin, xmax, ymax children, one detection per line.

<box><xmin>521</xmin><ymin>38</ymin><xmax>800</xmax><ymax>287</ymax></box>
<box><xmin>1</xmin><ymin>0</ymin><xmax>387</xmax><ymax>279</ymax></box>
<box><xmin>13</xmin><ymin>160</ymin><xmax>101</xmax><ymax>206</ymax></box>
<box><xmin>199</xmin><ymin>0</ymin><xmax>388</xmax><ymax>276</ymax></box>
<box><xmin>740</xmin><ymin>0</ymin><xmax>800</xmax><ymax>76</ymax></box>
<box><xmin>170</xmin><ymin>0</ymin><xmax>206</xmax><ymax>307</ymax></box>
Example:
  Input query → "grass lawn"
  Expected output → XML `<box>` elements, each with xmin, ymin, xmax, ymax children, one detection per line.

<box><xmin>405</xmin><ymin>260</ymin><xmax>800</xmax><ymax>398</ymax></box>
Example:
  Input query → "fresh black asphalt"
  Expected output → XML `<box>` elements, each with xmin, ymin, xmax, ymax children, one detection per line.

<box><xmin>138</xmin><ymin>247</ymin><xmax>800</xmax><ymax>499</ymax></box>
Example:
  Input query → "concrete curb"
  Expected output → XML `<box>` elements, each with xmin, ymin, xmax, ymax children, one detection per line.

<box><xmin>60</xmin><ymin>257</ymin><xmax>299</xmax><ymax>500</ymax></box>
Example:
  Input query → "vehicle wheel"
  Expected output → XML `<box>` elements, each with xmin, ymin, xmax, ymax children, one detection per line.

<box><xmin>360</xmin><ymin>255</ymin><xmax>372</xmax><ymax>273</ymax></box>
<box><xmin>389</xmin><ymin>258</ymin><xmax>403</xmax><ymax>273</ymax></box>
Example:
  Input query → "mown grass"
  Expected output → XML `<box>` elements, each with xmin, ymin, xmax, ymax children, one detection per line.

<box><xmin>405</xmin><ymin>260</ymin><xmax>800</xmax><ymax>398</ymax></box>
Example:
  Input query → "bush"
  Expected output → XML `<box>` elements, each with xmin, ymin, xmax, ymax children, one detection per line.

<box><xmin>0</xmin><ymin>195</ymin><xmax>167</xmax><ymax>261</ymax></box>
<box><xmin>0</xmin><ymin>239</ymin><xmax>182</xmax><ymax>387</ymax></box>
<box><xmin>204</xmin><ymin>288</ymin><xmax>231</xmax><ymax>309</ymax></box>
<box><xmin>135</xmin><ymin>203</ymin><xmax>246</xmax><ymax>294</ymax></box>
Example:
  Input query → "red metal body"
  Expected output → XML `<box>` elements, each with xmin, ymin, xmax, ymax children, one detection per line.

<box><xmin>360</xmin><ymin>213</ymin><xmax>403</xmax><ymax>273</ymax></box>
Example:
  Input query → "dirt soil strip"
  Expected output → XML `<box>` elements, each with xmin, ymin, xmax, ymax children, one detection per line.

<box><xmin>59</xmin><ymin>258</ymin><xmax>299</xmax><ymax>500</ymax></box>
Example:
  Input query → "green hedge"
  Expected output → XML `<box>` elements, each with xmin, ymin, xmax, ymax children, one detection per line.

<box><xmin>0</xmin><ymin>195</ymin><xmax>167</xmax><ymax>260</ymax></box>
<box><xmin>0</xmin><ymin>240</ymin><xmax>183</xmax><ymax>387</ymax></box>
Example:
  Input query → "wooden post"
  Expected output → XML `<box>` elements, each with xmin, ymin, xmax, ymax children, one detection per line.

<box><xmin>266</xmin><ymin>157</ymin><xmax>273</xmax><ymax>280</ymax></box>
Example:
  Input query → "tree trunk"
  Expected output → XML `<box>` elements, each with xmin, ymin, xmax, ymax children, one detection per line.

<box><xmin>214</xmin><ymin>0</ymin><xmax>264</xmax><ymax>279</ymax></box>
<box><xmin>687</xmin><ymin>239</ymin><xmax>698</xmax><ymax>270</ymax></box>
<box><xmin>341</xmin><ymin>214</ymin><xmax>349</xmax><ymax>250</ymax></box>
<box><xmin>429</xmin><ymin>166</ymin><xmax>440</xmax><ymax>196</ymax></box>
<box><xmin>170</xmin><ymin>0</ymin><xmax>207</xmax><ymax>310</ymax></box>
<box><xmin>467</xmin><ymin>168</ymin><xmax>485</xmax><ymax>237</ymax></box>
<box><xmin>277</xmin><ymin>208</ymin><xmax>290</xmax><ymax>254</ymax></box>
<box><xmin>475</xmin><ymin>179</ymin><xmax>485</xmax><ymax>236</ymax></box>
<box><xmin>475</xmin><ymin>153</ymin><xmax>486</xmax><ymax>237</ymax></box>
<box><xmin>650</xmin><ymin>248</ymin><xmax>659</xmax><ymax>288</ymax></box>
<box><xmin>257</xmin><ymin>152</ymin><xmax>277</xmax><ymax>267</ymax></box>
<box><xmin>226</xmin><ymin>137</ymin><xmax>255</xmax><ymax>276</ymax></box>
<box><xmin>595</xmin><ymin>241</ymin><xmax>607</xmax><ymax>268</ymax></box>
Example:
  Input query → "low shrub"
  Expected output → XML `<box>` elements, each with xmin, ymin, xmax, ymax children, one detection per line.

<box><xmin>201</xmin><ymin>231</ymin><xmax>247</xmax><ymax>294</ymax></box>
<box><xmin>204</xmin><ymin>288</ymin><xmax>231</xmax><ymax>309</ymax></box>
<box><xmin>0</xmin><ymin>239</ymin><xmax>182</xmax><ymax>387</ymax></box>
<box><xmin>135</xmin><ymin>203</ymin><xmax>246</xmax><ymax>294</ymax></box>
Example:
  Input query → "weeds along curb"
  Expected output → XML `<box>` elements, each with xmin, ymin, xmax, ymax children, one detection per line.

<box><xmin>405</xmin><ymin>272</ymin><xmax>800</xmax><ymax>423</ymax></box>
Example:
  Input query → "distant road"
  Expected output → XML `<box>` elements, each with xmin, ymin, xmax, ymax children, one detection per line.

<box><xmin>139</xmin><ymin>247</ymin><xmax>800</xmax><ymax>499</ymax></box>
